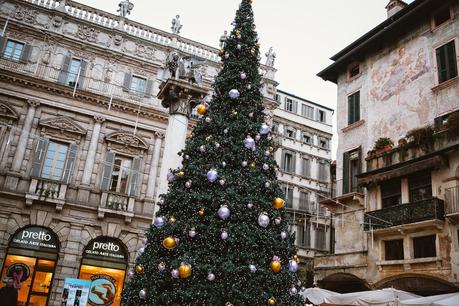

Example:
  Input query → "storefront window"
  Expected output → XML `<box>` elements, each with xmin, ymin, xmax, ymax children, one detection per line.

<box><xmin>0</xmin><ymin>226</ymin><xmax>59</xmax><ymax>306</ymax></box>
<box><xmin>79</xmin><ymin>237</ymin><xmax>128</xmax><ymax>306</ymax></box>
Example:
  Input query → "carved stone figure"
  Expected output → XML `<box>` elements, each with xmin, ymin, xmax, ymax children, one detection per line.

<box><xmin>219</xmin><ymin>30</ymin><xmax>228</xmax><ymax>48</ymax></box>
<box><xmin>117</xmin><ymin>0</ymin><xmax>134</xmax><ymax>17</ymax></box>
<box><xmin>165</xmin><ymin>52</ymin><xmax>180</xmax><ymax>78</ymax></box>
<box><xmin>265</xmin><ymin>46</ymin><xmax>276</xmax><ymax>67</ymax></box>
<box><xmin>171</xmin><ymin>15</ymin><xmax>183</xmax><ymax>34</ymax></box>
<box><xmin>52</xmin><ymin>15</ymin><xmax>63</xmax><ymax>28</ymax></box>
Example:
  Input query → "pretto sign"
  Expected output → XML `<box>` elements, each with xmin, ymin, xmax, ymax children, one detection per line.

<box><xmin>10</xmin><ymin>226</ymin><xmax>59</xmax><ymax>252</ymax></box>
<box><xmin>83</xmin><ymin>237</ymin><xmax>127</xmax><ymax>263</ymax></box>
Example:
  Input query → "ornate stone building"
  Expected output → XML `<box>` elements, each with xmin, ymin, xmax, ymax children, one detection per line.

<box><xmin>316</xmin><ymin>0</ymin><xmax>459</xmax><ymax>296</ymax></box>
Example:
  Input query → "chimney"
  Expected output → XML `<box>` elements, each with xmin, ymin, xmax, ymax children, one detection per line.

<box><xmin>386</xmin><ymin>0</ymin><xmax>408</xmax><ymax>18</ymax></box>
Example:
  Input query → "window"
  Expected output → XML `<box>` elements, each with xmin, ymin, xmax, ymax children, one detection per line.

<box><xmin>31</xmin><ymin>139</ymin><xmax>78</xmax><ymax>183</ymax></box>
<box><xmin>315</xmin><ymin>225</ymin><xmax>326</xmax><ymax>250</ymax></box>
<box><xmin>282</xmin><ymin>151</ymin><xmax>295</xmax><ymax>173</ymax></box>
<box><xmin>302</xmin><ymin>104</ymin><xmax>314</xmax><ymax>119</ymax></box>
<box><xmin>385</xmin><ymin>239</ymin><xmax>404</xmax><ymax>260</ymax></box>
<box><xmin>58</xmin><ymin>56</ymin><xmax>88</xmax><ymax>87</ymax></box>
<box><xmin>319</xmin><ymin>138</ymin><xmax>329</xmax><ymax>149</ymax></box>
<box><xmin>348</xmin><ymin>91</ymin><xmax>360</xmax><ymax>125</ymax></box>
<box><xmin>409</xmin><ymin>171</ymin><xmax>432</xmax><ymax>202</ymax></box>
<box><xmin>275</xmin><ymin>94</ymin><xmax>280</xmax><ymax>102</ymax></box>
<box><xmin>299</xmin><ymin>191</ymin><xmax>310</xmax><ymax>211</ymax></box>
<box><xmin>317</xmin><ymin>110</ymin><xmax>326</xmax><ymax>123</ymax></box>
<box><xmin>433</xmin><ymin>6</ymin><xmax>451</xmax><ymax>28</ymax></box>
<box><xmin>436</xmin><ymin>41</ymin><xmax>458</xmax><ymax>84</ymax></box>
<box><xmin>301</xmin><ymin>158</ymin><xmax>311</xmax><ymax>178</ymax></box>
<box><xmin>110</xmin><ymin>155</ymin><xmax>133</xmax><ymax>194</ymax></box>
<box><xmin>381</xmin><ymin>179</ymin><xmax>401</xmax><ymax>208</ymax></box>
<box><xmin>316</xmin><ymin>194</ymin><xmax>327</xmax><ymax>216</ymax></box>
<box><xmin>318</xmin><ymin>162</ymin><xmax>328</xmax><ymax>181</ymax></box>
<box><xmin>67</xmin><ymin>58</ymin><xmax>82</xmax><ymax>85</ymax></box>
<box><xmin>343</xmin><ymin>148</ymin><xmax>361</xmax><ymax>194</ymax></box>
<box><xmin>3</xmin><ymin>39</ymin><xmax>24</xmax><ymax>60</ymax></box>
<box><xmin>302</xmin><ymin>132</ymin><xmax>312</xmax><ymax>144</ymax></box>
<box><xmin>348</xmin><ymin>63</ymin><xmax>360</xmax><ymax>78</ymax></box>
<box><xmin>130</xmin><ymin>75</ymin><xmax>147</xmax><ymax>93</ymax></box>
<box><xmin>413</xmin><ymin>235</ymin><xmax>436</xmax><ymax>258</ymax></box>
<box><xmin>285</xmin><ymin>127</ymin><xmax>296</xmax><ymax>139</ymax></box>
<box><xmin>284</xmin><ymin>97</ymin><xmax>297</xmax><ymax>113</ymax></box>
<box><xmin>283</xmin><ymin>186</ymin><xmax>294</xmax><ymax>208</ymax></box>
<box><xmin>297</xmin><ymin>224</ymin><xmax>311</xmax><ymax>247</ymax></box>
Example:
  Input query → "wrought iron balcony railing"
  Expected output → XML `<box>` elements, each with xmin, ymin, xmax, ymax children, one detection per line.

<box><xmin>364</xmin><ymin>198</ymin><xmax>444</xmax><ymax>231</ymax></box>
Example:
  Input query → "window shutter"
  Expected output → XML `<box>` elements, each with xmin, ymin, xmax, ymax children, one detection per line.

<box><xmin>293</xmin><ymin>101</ymin><xmax>298</xmax><ymax>113</ymax></box>
<box><xmin>78</xmin><ymin>60</ymin><xmax>88</xmax><ymax>88</ymax></box>
<box><xmin>343</xmin><ymin>151</ymin><xmax>350</xmax><ymax>194</ymax></box>
<box><xmin>292</xmin><ymin>153</ymin><xmax>296</xmax><ymax>173</ymax></box>
<box><xmin>446</xmin><ymin>42</ymin><xmax>458</xmax><ymax>80</ymax></box>
<box><xmin>58</xmin><ymin>55</ymin><xmax>71</xmax><ymax>84</ymax></box>
<box><xmin>281</xmin><ymin>151</ymin><xmax>285</xmax><ymax>170</ymax></box>
<box><xmin>0</xmin><ymin>37</ymin><xmax>7</xmax><ymax>55</ymax></box>
<box><xmin>128</xmin><ymin>157</ymin><xmax>141</xmax><ymax>197</ymax></box>
<box><xmin>355</xmin><ymin>93</ymin><xmax>360</xmax><ymax>122</ymax></box>
<box><xmin>101</xmin><ymin>151</ymin><xmax>115</xmax><ymax>191</ymax></box>
<box><xmin>62</xmin><ymin>143</ymin><xmax>78</xmax><ymax>184</ymax></box>
<box><xmin>31</xmin><ymin>138</ymin><xmax>49</xmax><ymax>178</ymax></box>
<box><xmin>19</xmin><ymin>43</ymin><xmax>32</xmax><ymax>63</ymax></box>
<box><xmin>123</xmin><ymin>73</ymin><xmax>132</xmax><ymax>92</ymax></box>
<box><xmin>348</xmin><ymin>96</ymin><xmax>353</xmax><ymax>124</ymax></box>
<box><xmin>144</xmin><ymin>79</ymin><xmax>153</xmax><ymax>98</ymax></box>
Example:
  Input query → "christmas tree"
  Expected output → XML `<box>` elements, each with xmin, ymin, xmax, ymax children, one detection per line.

<box><xmin>122</xmin><ymin>1</ymin><xmax>303</xmax><ymax>305</ymax></box>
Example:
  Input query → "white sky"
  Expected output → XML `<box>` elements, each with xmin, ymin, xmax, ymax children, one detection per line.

<box><xmin>75</xmin><ymin>0</ymin><xmax>414</xmax><ymax>158</ymax></box>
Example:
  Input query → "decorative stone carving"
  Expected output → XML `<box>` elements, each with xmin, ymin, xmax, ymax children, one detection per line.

<box><xmin>14</xmin><ymin>6</ymin><xmax>38</xmax><ymax>24</ymax></box>
<box><xmin>76</xmin><ymin>25</ymin><xmax>99</xmax><ymax>43</ymax></box>
<box><xmin>105</xmin><ymin>131</ymin><xmax>148</xmax><ymax>150</ymax></box>
<box><xmin>171</xmin><ymin>15</ymin><xmax>182</xmax><ymax>34</ymax></box>
<box><xmin>164</xmin><ymin>52</ymin><xmax>205</xmax><ymax>85</ymax></box>
<box><xmin>39</xmin><ymin>116</ymin><xmax>86</xmax><ymax>140</ymax></box>
<box><xmin>27</xmin><ymin>98</ymin><xmax>41</xmax><ymax>108</ymax></box>
<box><xmin>94</xmin><ymin>115</ymin><xmax>106</xmax><ymax>123</ymax></box>
<box><xmin>51</xmin><ymin>15</ymin><xmax>63</xmax><ymax>28</ymax></box>
<box><xmin>0</xmin><ymin>102</ymin><xmax>19</xmax><ymax>123</ymax></box>
<box><xmin>135</xmin><ymin>44</ymin><xmax>155</xmax><ymax>59</ymax></box>
<box><xmin>113</xmin><ymin>34</ymin><xmax>123</xmax><ymax>46</ymax></box>
<box><xmin>265</xmin><ymin>47</ymin><xmax>276</xmax><ymax>67</ymax></box>
<box><xmin>117</xmin><ymin>0</ymin><xmax>134</xmax><ymax>17</ymax></box>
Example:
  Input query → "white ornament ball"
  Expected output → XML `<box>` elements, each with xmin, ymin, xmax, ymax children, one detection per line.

<box><xmin>167</xmin><ymin>172</ymin><xmax>176</xmax><ymax>182</ymax></box>
<box><xmin>185</xmin><ymin>154</ymin><xmax>190</xmax><ymax>160</ymax></box>
<box><xmin>260</xmin><ymin>123</ymin><xmax>270</xmax><ymax>135</ymax></box>
<box><xmin>241</xmin><ymin>161</ymin><xmax>248</xmax><ymax>167</ymax></box>
<box><xmin>247</xmin><ymin>84</ymin><xmax>252</xmax><ymax>90</ymax></box>
<box><xmin>138</xmin><ymin>247</ymin><xmax>145</xmax><ymax>254</ymax></box>
<box><xmin>185</xmin><ymin>181</ymin><xmax>192</xmax><ymax>188</ymax></box>
<box><xmin>264</xmin><ymin>151</ymin><xmax>271</xmax><ymax>156</ymax></box>
<box><xmin>248</xmin><ymin>112</ymin><xmax>254</xmax><ymax>117</ymax></box>
<box><xmin>240</xmin><ymin>72</ymin><xmax>247</xmax><ymax>79</ymax></box>
<box><xmin>219</xmin><ymin>179</ymin><xmax>225</xmax><ymax>186</ymax></box>
<box><xmin>263</xmin><ymin>164</ymin><xmax>269</xmax><ymax>171</ymax></box>
<box><xmin>207</xmin><ymin>169</ymin><xmax>218</xmax><ymax>182</ymax></box>
<box><xmin>139</xmin><ymin>289</ymin><xmax>147</xmax><ymax>299</ymax></box>
<box><xmin>221</xmin><ymin>231</ymin><xmax>228</xmax><ymax>240</ymax></box>
<box><xmin>158</xmin><ymin>262</ymin><xmax>166</xmax><ymax>272</ymax></box>
<box><xmin>275</xmin><ymin>217</ymin><xmax>282</xmax><ymax>225</ymax></box>
<box><xmin>222</xmin><ymin>161</ymin><xmax>226</xmax><ymax>167</ymax></box>
<box><xmin>205</xmin><ymin>117</ymin><xmax>211</xmax><ymax>123</ymax></box>
<box><xmin>255</xmin><ymin>134</ymin><xmax>261</xmax><ymax>141</ymax></box>
<box><xmin>247</xmin><ymin>202</ymin><xmax>254</xmax><ymax>209</ymax></box>
<box><xmin>200</xmin><ymin>145</ymin><xmax>206</xmax><ymax>152</ymax></box>
<box><xmin>207</xmin><ymin>273</ymin><xmax>215</xmax><ymax>281</ymax></box>
<box><xmin>249</xmin><ymin>264</ymin><xmax>257</xmax><ymax>273</ymax></box>
<box><xmin>258</xmin><ymin>213</ymin><xmax>270</xmax><ymax>228</ymax></box>
<box><xmin>189</xmin><ymin>228</ymin><xmax>196</xmax><ymax>238</ymax></box>
<box><xmin>154</xmin><ymin>217</ymin><xmax>166</xmax><ymax>228</ymax></box>
<box><xmin>218</xmin><ymin>205</ymin><xmax>231</xmax><ymax>220</ymax></box>
<box><xmin>228</xmin><ymin>89</ymin><xmax>240</xmax><ymax>99</ymax></box>
<box><xmin>225</xmin><ymin>53</ymin><xmax>229</xmax><ymax>59</ymax></box>
<box><xmin>290</xmin><ymin>287</ymin><xmax>298</xmax><ymax>296</ymax></box>
<box><xmin>289</xmin><ymin>260</ymin><xmax>299</xmax><ymax>272</ymax></box>
<box><xmin>128</xmin><ymin>270</ymin><xmax>135</xmax><ymax>278</ymax></box>
<box><xmin>224</xmin><ymin>129</ymin><xmax>228</xmax><ymax>134</ymax></box>
<box><xmin>171</xmin><ymin>269</ymin><xmax>179</xmax><ymax>278</ymax></box>
<box><xmin>237</xmin><ymin>44</ymin><xmax>242</xmax><ymax>50</ymax></box>
<box><xmin>265</xmin><ymin>181</ymin><xmax>271</xmax><ymax>188</ymax></box>
<box><xmin>215</xmin><ymin>142</ymin><xmax>220</xmax><ymax>148</ymax></box>
<box><xmin>281</xmin><ymin>231</ymin><xmax>287</xmax><ymax>240</ymax></box>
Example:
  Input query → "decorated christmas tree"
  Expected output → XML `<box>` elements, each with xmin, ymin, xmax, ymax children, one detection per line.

<box><xmin>122</xmin><ymin>1</ymin><xmax>303</xmax><ymax>305</ymax></box>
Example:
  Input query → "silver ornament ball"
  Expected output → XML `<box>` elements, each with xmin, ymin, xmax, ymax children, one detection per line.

<box><xmin>263</xmin><ymin>164</ymin><xmax>269</xmax><ymax>171</ymax></box>
<box><xmin>241</xmin><ymin>161</ymin><xmax>248</xmax><ymax>167</ymax></box>
<box><xmin>185</xmin><ymin>181</ymin><xmax>192</xmax><ymax>188</ymax></box>
<box><xmin>228</xmin><ymin>89</ymin><xmax>240</xmax><ymax>99</ymax></box>
<box><xmin>258</xmin><ymin>213</ymin><xmax>270</xmax><ymax>228</ymax></box>
<box><xmin>281</xmin><ymin>231</ymin><xmax>287</xmax><ymax>240</ymax></box>
<box><xmin>188</xmin><ymin>229</ymin><xmax>196</xmax><ymax>238</ymax></box>
<box><xmin>218</xmin><ymin>205</ymin><xmax>231</xmax><ymax>220</ymax></box>
<box><xmin>221</xmin><ymin>231</ymin><xmax>228</xmax><ymax>240</ymax></box>
<box><xmin>171</xmin><ymin>269</ymin><xmax>179</xmax><ymax>278</ymax></box>
<box><xmin>219</xmin><ymin>179</ymin><xmax>225</xmax><ymax>186</ymax></box>
<box><xmin>207</xmin><ymin>273</ymin><xmax>215</xmax><ymax>281</ymax></box>
<box><xmin>139</xmin><ymin>289</ymin><xmax>147</xmax><ymax>299</ymax></box>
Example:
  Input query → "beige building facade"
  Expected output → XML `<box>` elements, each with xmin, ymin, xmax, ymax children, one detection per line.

<box><xmin>316</xmin><ymin>0</ymin><xmax>459</xmax><ymax>296</ymax></box>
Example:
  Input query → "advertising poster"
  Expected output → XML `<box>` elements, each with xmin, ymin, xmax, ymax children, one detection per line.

<box><xmin>88</xmin><ymin>274</ymin><xmax>117</xmax><ymax>306</ymax></box>
<box><xmin>61</xmin><ymin>278</ymin><xmax>91</xmax><ymax>306</ymax></box>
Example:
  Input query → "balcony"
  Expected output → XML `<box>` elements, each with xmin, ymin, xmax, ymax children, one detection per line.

<box><xmin>25</xmin><ymin>178</ymin><xmax>67</xmax><ymax>211</ymax></box>
<box><xmin>98</xmin><ymin>192</ymin><xmax>135</xmax><ymax>223</ymax></box>
<box><xmin>364</xmin><ymin>198</ymin><xmax>445</xmax><ymax>231</ymax></box>
<box><xmin>445</xmin><ymin>186</ymin><xmax>459</xmax><ymax>223</ymax></box>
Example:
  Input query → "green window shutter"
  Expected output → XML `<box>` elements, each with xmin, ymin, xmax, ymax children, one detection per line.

<box><xmin>348</xmin><ymin>95</ymin><xmax>354</xmax><ymax>124</ymax></box>
<box><xmin>446</xmin><ymin>41</ymin><xmax>458</xmax><ymax>80</ymax></box>
<box><xmin>78</xmin><ymin>60</ymin><xmax>88</xmax><ymax>88</ymax></box>
<box><xmin>0</xmin><ymin>37</ymin><xmax>7</xmax><ymax>55</ymax></box>
<box><xmin>101</xmin><ymin>151</ymin><xmax>115</xmax><ymax>191</ymax></box>
<box><xmin>128</xmin><ymin>157</ymin><xmax>141</xmax><ymax>197</ymax></box>
<box><xmin>58</xmin><ymin>55</ymin><xmax>71</xmax><ymax>84</ymax></box>
<box><xmin>62</xmin><ymin>143</ymin><xmax>78</xmax><ymax>184</ymax></box>
<box><xmin>31</xmin><ymin>138</ymin><xmax>49</xmax><ymax>178</ymax></box>
<box><xmin>19</xmin><ymin>43</ymin><xmax>32</xmax><ymax>63</ymax></box>
<box><xmin>123</xmin><ymin>73</ymin><xmax>132</xmax><ymax>92</ymax></box>
<box><xmin>144</xmin><ymin>79</ymin><xmax>153</xmax><ymax>97</ymax></box>
<box><xmin>355</xmin><ymin>92</ymin><xmax>360</xmax><ymax>122</ymax></box>
<box><xmin>343</xmin><ymin>151</ymin><xmax>350</xmax><ymax>194</ymax></box>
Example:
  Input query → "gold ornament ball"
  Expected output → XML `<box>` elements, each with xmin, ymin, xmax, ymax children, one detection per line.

<box><xmin>235</xmin><ymin>29</ymin><xmax>240</xmax><ymax>35</ymax></box>
<box><xmin>251</xmin><ymin>48</ymin><xmax>256</xmax><ymax>55</ymax></box>
<box><xmin>178</xmin><ymin>263</ymin><xmax>192</xmax><ymax>278</ymax></box>
<box><xmin>250</xmin><ymin>162</ymin><xmax>256</xmax><ymax>168</ymax></box>
<box><xmin>162</xmin><ymin>236</ymin><xmax>177</xmax><ymax>250</ymax></box>
<box><xmin>169</xmin><ymin>216</ymin><xmax>176</xmax><ymax>223</ymax></box>
<box><xmin>267</xmin><ymin>297</ymin><xmax>276</xmax><ymax>306</ymax></box>
<box><xmin>232</xmin><ymin>110</ymin><xmax>238</xmax><ymax>116</ymax></box>
<box><xmin>219</xmin><ymin>49</ymin><xmax>225</xmax><ymax>56</ymax></box>
<box><xmin>198</xmin><ymin>208</ymin><xmax>205</xmax><ymax>217</ymax></box>
<box><xmin>197</xmin><ymin>104</ymin><xmax>207</xmax><ymax>115</ymax></box>
<box><xmin>293</xmin><ymin>255</ymin><xmax>299</xmax><ymax>262</ymax></box>
<box><xmin>176</xmin><ymin>171</ymin><xmax>185</xmax><ymax>177</ymax></box>
<box><xmin>270</xmin><ymin>260</ymin><xmax>282</xmax><ymax>273</ymax></box>
<box><xmin>268</xmin><ymin>146</ymin><xmax>274</xmax><ymax>153</ymax></box>
<box><xmin>226</xmin><ymin>303</ymin><xmax>233</xmax><ymax>306</ymax></box>
<box><xmin>135</xmin><ymin>264</ymin><xmax>144</xmax><ymax>273</ymax></box>
<box><xmin>273</xmin><ymin>198</ymin><xmax>285</xmax><ymax>209</ymax></box>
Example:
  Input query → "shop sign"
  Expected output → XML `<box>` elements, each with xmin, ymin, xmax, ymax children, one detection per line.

<box><xmin>10</xmin><ymin>226</ymin><xmax>59</xmax><ymax>252</ymax></box>
<box><xmin>61</xmin><ymin>278</ymin><xmax>91</xmax><ymax>306</ymax></box>
<box><xmin>88</xmin><ymin>274</ymin><xmax>117</xmax><ymax>306</ymax></box>
<box><xmin>83</xmin><ymin>237</ymin><xmax>127</xmax><ymax>263</ymax></box>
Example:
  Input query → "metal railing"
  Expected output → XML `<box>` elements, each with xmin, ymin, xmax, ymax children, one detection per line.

<box><xmin>445</xmin><ymin>186</ymin><xmax>459</xmax><ymax>215</ymax></box>
<box><xmin>364</xmin><ymin>198</ymin><xmax>445</xmax><ymax>230</ymax></box>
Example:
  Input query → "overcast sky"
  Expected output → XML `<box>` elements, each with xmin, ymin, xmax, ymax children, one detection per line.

<box><xmin>76</xmin><ymin>0</ymin><xmax>413</xmax><ymax>157</ymax></box>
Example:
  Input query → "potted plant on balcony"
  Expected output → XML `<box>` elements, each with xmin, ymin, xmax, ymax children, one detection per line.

<box><xmin>373</xmin><ymin>137</ymin><xmax>394</xmax><ymax>155</ymax></box>
<box><xmin>406</xmin><ymin>125</ymin><xmax>434</xmax><ymax>152</ymax></box>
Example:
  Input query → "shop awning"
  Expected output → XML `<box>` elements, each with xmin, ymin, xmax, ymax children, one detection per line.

<box><xmin>400</xmin><ymin>292</ymin><xmax>459</xmax><ymax>306</ymax></box>
<box><xmin>321</xmin><ymin>288</ymin><xmax>420</xmax><ymax>305</ymax></box>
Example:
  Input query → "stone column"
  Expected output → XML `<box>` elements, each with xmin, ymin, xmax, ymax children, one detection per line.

<box><xmin>81</xmin><ymin>116</ymin><xmax>105</xmax><ymax>185</ymax></box>
<box><xmin>145</xmin><ymin>134</ymin><xmax>163</xmax><ymax>199</ymax></box>
<box><xmin>11</xmin><ymin>99</ymin><xmax>40</xmax><ymax>173</ymax></box>
<box><xmin>155</xmin><ymin>79</ymin><xmax>207</xmax><ymax>205</ymax></box>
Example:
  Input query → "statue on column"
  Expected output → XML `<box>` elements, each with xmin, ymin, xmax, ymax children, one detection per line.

<box><xmin>171</xmin><ymin>15</ymin><xmax>183</xmax><ymax>34</ymax></box>
<box><xmin>265</xmin><ymin>47</ymin><xmax>276</xmax><ymax>67</ymax></box>
<box><xmin>219</xmin><ymin>30</ymin><xmax>228</xmax><ymax>48</ymax></box>
<box><xmin>117</xmin><ymin>0</ymin><xmax>134</xmax><ymax>17</ymax></box>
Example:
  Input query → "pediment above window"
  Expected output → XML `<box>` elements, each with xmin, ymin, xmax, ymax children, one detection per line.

<box><xmin>0</xmin><ymin>102</ymin><xmax>19</xmax><ymax>123</ymax></box>
<box><xmin>105</xmin><ymin>131</ymin><xmax>148</xmax><ymax>156</ymax></box>
<box><xmin>39</xmin><ymin>116</ymin><xmax>87</xmax><ymax>141</ymax></box>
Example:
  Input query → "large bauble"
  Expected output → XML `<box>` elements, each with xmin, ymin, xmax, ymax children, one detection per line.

<box><xmin>228</xmin><ymin>89</ymin><xmax>240</xmax><ymax>99</ymax></box>
<box><xmin>162</xmin><ymin>236</ymin><xmax>177</xmax><ymax>250</ymax></box>
<box><xmin>218</xmin><ymin>205</ymin><xmax>231</xmax><ymax>220</ymax></box>
<box><xmin>273</xmin><ymin>198</ymin><xmax>285</xmax><ymax>209</ymax></box>
<box><xmin>171</xmin><ymin>269</ymin><xmax>179</xmax><ymax>278</ymax></box>
<box><xmin>153</xmin><ymin>217</ymin><xmax>166</xmax><ymax>228</ymax></box>
<box><xmin>196</xmin><ymin>104</ymin><xmax>207</xmax><ymax>115</ymax></box>
<box><xmin>260</xmin><ymin>123</ymin><xmax>270</xmax><ymax>135</ymax></box>
<box><xmin>178</xmin><ymin>263</ymin><xmax>192</xmax><ymax>278</ymax></box>
<box><xmin>139</xmin><ymin>289</ymin><xmax>147</xmax><ymax>300</ymax></box>
<box><xmin>267</xmin><ymin>297</ymin><xmax>276</xmax><ymax>306</ymax></box>
<box><xmin>270</xmin><ymin>260</ymin><xmax>281</xmax><ymax>273</ymax></box>
<box><xmin>258</xmin><ymin>213</ymin><xmax>270</xmax><ymax>228</ymax></box>
<box><xmin>288</xmin><ymin>260</ymin><xmax>299</xmax><ymax>272</ymax></box>
<box><xmin>207</xmin><ymin>169</ymin><xmax>218</xmax><ymax>182</ymax></box>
